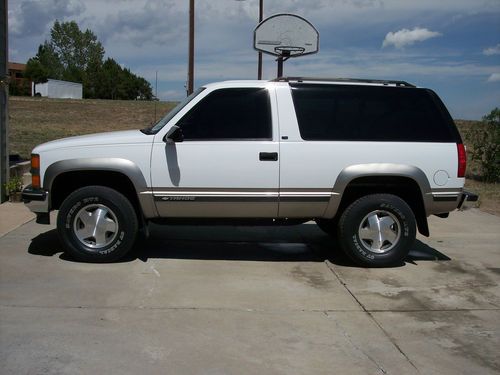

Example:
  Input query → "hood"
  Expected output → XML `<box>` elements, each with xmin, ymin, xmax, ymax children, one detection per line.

<box><xmin>33</xmin><ymin>130</ymin><xmax>152</xmax><ymax>153</ymax></box>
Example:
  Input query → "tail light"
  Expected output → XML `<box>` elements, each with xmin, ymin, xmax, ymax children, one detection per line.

<box><xmin>457</xmin><ymin>143</ymin><xmax>466</xmax><ymax>178</ymax></box>
<box><xmin>31</xmin><ymin>154</ymin><xmax>41</xmax><ymax>189</ymax></box>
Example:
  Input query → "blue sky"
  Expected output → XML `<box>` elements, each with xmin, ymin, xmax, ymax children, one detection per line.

<box><xmin>8</xmin><ymin>0</ymin><xmax>500</xmax><ymax>119</ymax></box>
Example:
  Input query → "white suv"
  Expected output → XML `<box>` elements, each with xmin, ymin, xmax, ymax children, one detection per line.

<box><xmin>22</xmin><ymin>77</ymin><xmax>477</xmax><ymax>266</ymax></box>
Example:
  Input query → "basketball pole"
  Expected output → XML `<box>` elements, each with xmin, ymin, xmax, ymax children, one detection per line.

<box><xmin>277</xmin><ymin>57</ymin><xmax>283</xmax><ymax>78</ymax></box>
<box><xmin>187</xmin><ymin>0</ymin><xmax>195</xmax><ymax>95</ymax></box>
<box><xmin>257</xmin><ymin>0</ymin><xmax>263</xmax><ymax>80</ymax></box>
<box><xmin>276</xmin><ymin>51</ymin><xmax>290</xmax><ymax>79</ymax></box>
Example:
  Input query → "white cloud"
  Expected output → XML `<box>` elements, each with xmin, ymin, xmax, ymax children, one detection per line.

<box><xmin>382</xmin><ymin>27</ymin><xmax>442</xmax><ymax>49</ymax></box>
<box><xmin>8</xmin><ymin>0</ymin><xmax>85</xmax><ymax>37</ymax></box>
<box><xmin>487</xmin><ymin>73</ymin><xmax>500</xmax><ymax>82</ymax></box>
<box><xmin>483</xmin><ymin>44</ymin><xmax>500</xmax><ymax>56</ymax></box>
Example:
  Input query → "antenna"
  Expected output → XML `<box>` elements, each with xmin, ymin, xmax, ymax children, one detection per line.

<box><xmin>154</xmin><ymin>70</ymin><xmax>158</xmax><ymax>123</ymax></box>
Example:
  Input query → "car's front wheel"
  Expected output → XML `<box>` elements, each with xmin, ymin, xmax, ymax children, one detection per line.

<box><xmin>337</xmin><ymin>194</ymin><xmax>416</xmax><ymax>267</ymax></box>
<box><xmin>57</xmin><ymin>186</ymin><xmax>138</xmax><ymax>262</ymax></box>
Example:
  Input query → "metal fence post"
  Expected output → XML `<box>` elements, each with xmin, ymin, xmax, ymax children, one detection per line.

<box><xmin>0</xmin><ymin>0</ymin><xmax>9</xmax><ymax>203</ymax></box>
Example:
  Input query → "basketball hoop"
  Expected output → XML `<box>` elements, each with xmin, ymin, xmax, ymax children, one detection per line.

<box><xmin>254</xmin><ymin>13</ymin><xmax>319</xmax><ymax>78</ymax></box>
<box><xmin>274</xmin><ymin>46</ymin><xmax>306</xmax><ymax>58</ymax></box>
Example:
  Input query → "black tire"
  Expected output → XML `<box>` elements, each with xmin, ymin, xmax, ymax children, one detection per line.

<box><xmin>337</xmin><ymin>194</ymin><xmax>416</xmax><ymax>267</ymax></box>
<box><xmin>57</xmin><ymin>186</ymin><xmax>139</xmax><ymax>262</ymax></box>
<box><xmin>316</xmin><ymin>218</ymin><xmax>338</xmax><ymax>237</ymax></box>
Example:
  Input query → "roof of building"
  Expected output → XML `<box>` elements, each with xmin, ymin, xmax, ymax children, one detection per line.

<box><xmin>8</xmin><ymin>62</ymin><xmax>27</xmax><ymax>71</ymax></box>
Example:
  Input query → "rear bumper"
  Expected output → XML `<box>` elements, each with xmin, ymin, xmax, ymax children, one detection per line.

<box><xmin>458</xmin><ymin>190</ymin><xmax>479</xmax><ymax>209</ymax></box>
<box><xmin>22</xmin><ymin>185</ymin><xmax>49</xmax><ymax>213</ymax></box>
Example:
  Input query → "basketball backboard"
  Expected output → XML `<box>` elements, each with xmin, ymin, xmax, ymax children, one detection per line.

<box><xmin>254</xmin><ymin>14</ymin><xmax>319</xmax><ymax>57</ymax></box>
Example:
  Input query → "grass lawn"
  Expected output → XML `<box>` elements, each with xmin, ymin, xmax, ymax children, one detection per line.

<box><xmin>8</xmin><ymin>96</ymin><xmax>499</xmax><ymax>215</ymax></box>
<box><xmin>8</xmin><ymin>96</ymin><xmax>176</xmax><ymax>160</ymax></box>
<box><xmin>464</xmin><ymin>179</ymin><xmax>500</xmax><ymax>216</ymax></box>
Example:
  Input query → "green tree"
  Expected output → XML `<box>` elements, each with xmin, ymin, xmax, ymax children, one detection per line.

<box><xmin>50</xmin><ymin>20</ymin><xmax>104</xmax><ymax>73</ymax></box>
<box><xmin>49</xmin><ymin>20</ymin><xmax>104</xmax><ymax>97</ymax></box>
<box><xmin>27</xmin><ymin>20</ymin><xmax>152</xmax><ymax>100</ymax></box>
<box><xmin>96</xmin><ymin>58</ymin><xmax>122</xmax><ymax>99</ymax></box>
<box><xmin>467</xmin><ymin>108</ymin><xmax>500</xmax><ymax>182</ymax></box>
<box><xmin>96</xmin><ymin>58</ymin><xmax>153</xmax><ymax>100</ymax></box>
<box><xmin>24</xmin><ymin>58</ymin><xmax>49</xmax><ymax>95</ymax></box>
<box><xmin>35</xmin><ymin>42</ymin><xmax>64</xmax><ymax>80</ymax></box>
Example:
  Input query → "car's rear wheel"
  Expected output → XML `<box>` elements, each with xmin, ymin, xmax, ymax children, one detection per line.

<box><xmin>57</xmin><ymin>186</ymin><xmax>138</xmax><ymax>262</ymax></box>
<box><xmin>337</xmin><ymin>194</ymin><xmax>416</xmax><ymax>267</ymax></box>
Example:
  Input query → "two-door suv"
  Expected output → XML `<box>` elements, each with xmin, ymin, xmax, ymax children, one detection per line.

<box><xmin>22</xmin><ymin>77</ymin><xmax>477</xmax><ymax>266</ymax></box>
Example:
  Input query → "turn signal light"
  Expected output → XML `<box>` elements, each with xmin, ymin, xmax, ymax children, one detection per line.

<box><xmin>32</xmin><ymin>175</ymin><xmax>41</xmax><ymax>189</ymax></box>
<box><xmin>31</xmin><ymin>154</ymin><xmax>41</xmax><ymax>189</ymax></box>
<box><xmin>31</xmin><ymin>154</ymin><xmax>40</xmax><ymax>170</ymax></box>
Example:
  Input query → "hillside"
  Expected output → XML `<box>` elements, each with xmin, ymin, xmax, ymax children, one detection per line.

<box><xmin>8</xmin><ymin>96</ymin><xmax>177</xmax><ymax>159</ymax></box>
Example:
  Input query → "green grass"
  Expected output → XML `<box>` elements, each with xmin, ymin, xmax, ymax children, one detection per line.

<box><xmin>8</xmin><ymin>96</ymin><xmax>176</xmax><ymax>159</ymax></box>
<box><xmin>464</xmin><ymin>179</ymin><xmax>500</xmax><ymax>215</ymax></box>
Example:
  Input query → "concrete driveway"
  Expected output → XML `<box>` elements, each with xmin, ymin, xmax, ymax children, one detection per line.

<box><xmin>1</xmin><ymin>208</ymin><xmax>499</xmax><ymax>374</ymax></box>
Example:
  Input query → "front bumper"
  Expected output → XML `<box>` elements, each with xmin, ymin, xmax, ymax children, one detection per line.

<box><xmin>22</xmin><ymin>185</ymin><xmax>50</xmax><ymax>224</ymax></box>
<box><xmin>458</xmin><ymin>190</ymin><xmax>479</xmax><ymax>209</ymax></box>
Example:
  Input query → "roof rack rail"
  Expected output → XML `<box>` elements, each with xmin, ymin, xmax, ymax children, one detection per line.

<box><xmin>272</xmin><ymin>77</ymin><xmax>416</xmax><ymax>88</ymax></box>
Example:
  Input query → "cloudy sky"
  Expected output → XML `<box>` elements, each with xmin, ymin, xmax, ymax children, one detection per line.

<box><xmin>7</xmin><ymin>0</ymin><xmax>500</xmax><ymax>119</ymax></box>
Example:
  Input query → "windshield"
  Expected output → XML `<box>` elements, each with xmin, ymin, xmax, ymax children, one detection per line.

<box><xmin>142</xmin><ymin>87</ymin><xmax>205</xmax><ymax>134</ymax></box>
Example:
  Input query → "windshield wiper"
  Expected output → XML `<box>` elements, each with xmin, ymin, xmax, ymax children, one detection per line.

<box><xmin>140</xmin><ymin>127</ymin><xmax>154</xmax><ymax>135</ymax></box>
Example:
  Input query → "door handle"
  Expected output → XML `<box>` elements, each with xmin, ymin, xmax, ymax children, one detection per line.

<box><xmin>259</xmin><ymin>152</ymin><xmax>278</xmax><ymax>161</ymax></box>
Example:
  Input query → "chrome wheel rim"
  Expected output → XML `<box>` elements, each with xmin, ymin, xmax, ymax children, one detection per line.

<box><xmin>73</xmin><ymin>204</ymin><xmax>118</xmax><ymax>249</ymax></box>
<box><xmin>358</xmin><ymin>210</ymin><xmax>401</xmax><ymax>253</ymax></box>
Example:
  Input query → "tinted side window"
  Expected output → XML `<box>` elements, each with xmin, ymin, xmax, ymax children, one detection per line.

<box><xmin>291</xmin><ymin>84</ymin><xmax>456</xmax><ymax>142</ymax></box>
<box><xmin>178</xmin><ymin>88</ymin><xmax>272</xmax><ymax>140</ymax></box>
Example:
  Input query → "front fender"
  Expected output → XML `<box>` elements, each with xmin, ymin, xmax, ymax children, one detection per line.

<box><xmin>43</xmin><ymin>158</ymin><xmax>157</xmax><ymax>218</ymax></box>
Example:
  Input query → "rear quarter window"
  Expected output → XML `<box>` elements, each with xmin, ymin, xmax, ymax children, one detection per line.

<box><xmin>290</xmin><ymin>84</ymin><xmax>459</xmax><ymax>142</ymax></box>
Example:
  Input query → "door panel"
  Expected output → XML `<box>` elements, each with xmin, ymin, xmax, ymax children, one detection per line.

<box><xmin>150</xmin><ymin>141</ymin><xmax>279</xmax><ymax>217</ymax></box>
<box><xmin>150</xmin><ymin>86</ymin><xmax>279</xmax><ymax>218</ymax></box>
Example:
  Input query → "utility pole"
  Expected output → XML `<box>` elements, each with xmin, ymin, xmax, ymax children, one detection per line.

<box><xmin>0</xmin><ymin>0</ymin><xmax>8</xmax><ymax>202</ymax></box>
<box><xmin>187</xmin><ymin>0</ymin><xmax>194</xmax><ymax>95</ymax></box>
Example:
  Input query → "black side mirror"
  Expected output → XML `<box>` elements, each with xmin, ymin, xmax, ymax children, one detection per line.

<box><xmin>164</xmin><ymin>125</ymin><xmax>184</xmax><ymax>143</ymax></box>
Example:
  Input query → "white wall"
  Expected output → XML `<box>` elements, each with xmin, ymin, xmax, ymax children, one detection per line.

<box><xmin>33</xmin><ymin>79</ymin><xmax>83</xmax><ymax>99</ymax></box>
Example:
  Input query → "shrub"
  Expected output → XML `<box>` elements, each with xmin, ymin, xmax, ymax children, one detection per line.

<box><xmin>4</xmin><ymin>176</ymin><xmax>23</xmax><ymax>195</ymax></box>
<box><xmin>466</xmin><ymin>108</ymin><xmax>500</xmax><ymax>182</ymax></box>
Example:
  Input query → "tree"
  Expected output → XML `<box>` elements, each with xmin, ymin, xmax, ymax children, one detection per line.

<box><xmin>96</xmin><ymin>58</ymin><xmax>153</xmax><ymax>100</ymax></box>
<box><xmin>467</xmin><ymin>108</ymin><xmax>500</xmax><ymax>182</ymax></box>
<box><xmin>24</xmin><ymin>58</ymin><xmax>49</xmax><ymax>96</ymax></box>
<box><xmin>35</xmin><ymin>42</ymin><xmax>64</xmax><ymax>80</ymax></box>
<box><xmin>49</xmin><ymin>20</ymin><xmax>104</xmax><ymax>97</ymax></box>
<box><xmin>50</xmin><ymin>20</ymin><xmax>104</xmax><ymax>74</ymax></box>
<box><xmin>27</xmin><ymin>20</ymin><xmax>152</xmax><ymax>100</ymax></box>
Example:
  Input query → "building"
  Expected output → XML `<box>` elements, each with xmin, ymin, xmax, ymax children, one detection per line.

<box><xmin>33</xmin><ymin>79</ymin><xmax>82</xmax><ymax>99</ymax></box>
<box><xmin>7</xmin><ymin>62</ymin><xmax>30</xmax><ymax>96</ymax></box>
<box><xmin>7</xmin><ymin>61</ymin><xmax>25</xmax><ymax>82</ymax></box>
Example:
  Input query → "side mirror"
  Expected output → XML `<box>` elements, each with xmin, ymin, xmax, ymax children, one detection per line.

<box><xmin>164</xmin><ymin>125</ymin><xmax>184</xmax><ymax>143</ymax></box>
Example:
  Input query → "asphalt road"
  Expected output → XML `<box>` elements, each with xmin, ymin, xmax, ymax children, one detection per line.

<box><xmin>1</xmin><ymin>208</ymin><xmax>499</xmax><ymax>374</ymax></box>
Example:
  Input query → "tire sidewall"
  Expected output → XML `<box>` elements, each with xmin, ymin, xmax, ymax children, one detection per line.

<box><xmin>57</xmin><ymin>187</ymin><xmax>137</xmax><ymax>262</ymax></box>
<box><xmin>339</xmin><ymin>195</ymin><xmax>416</xmax><ymax>266</ymax></box>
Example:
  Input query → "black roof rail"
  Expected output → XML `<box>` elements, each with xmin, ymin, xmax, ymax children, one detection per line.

<box><xmin>272</xmin><ymin>76</ymin><xmax>416</xmax><ymax>88</ymax></box>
